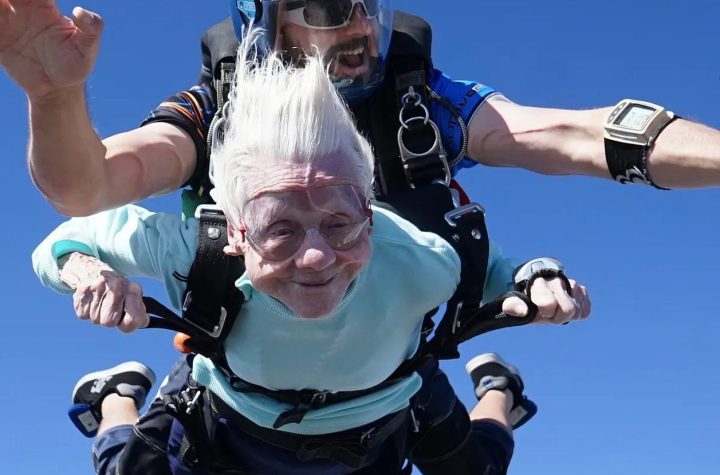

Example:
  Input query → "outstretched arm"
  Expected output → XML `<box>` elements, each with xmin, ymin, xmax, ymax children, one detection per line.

<box><xmin>468</xmin><ymin>95</ymin><xmax>720</xmax><ymax>188</ymax></box>
<box><xmin>29</xmin><ymin>106</ymin><xmax>196</xmax><ymax>216</ymax></box>
<box><xmin>1</xmin><ymin>1</ymin><xmax>196</xmax><ymax>216</ymax></box>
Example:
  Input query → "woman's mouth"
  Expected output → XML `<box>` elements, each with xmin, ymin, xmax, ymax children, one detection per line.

<box><xmin>295</xmin><ymin>275</ymin><xmax>335</xmax><ymax>288</ymax></box>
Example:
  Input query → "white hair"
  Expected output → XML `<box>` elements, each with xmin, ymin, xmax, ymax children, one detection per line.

<box><xmin>210</xmin><ymin>28</ymin><xmax>375</xmax><ymax>229</ymax></box>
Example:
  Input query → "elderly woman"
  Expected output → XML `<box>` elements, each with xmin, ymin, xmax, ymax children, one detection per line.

<box><xmin>33</xmin><ymin>31</ymin><xmax>589</xmax><ymax>475</ymax></box>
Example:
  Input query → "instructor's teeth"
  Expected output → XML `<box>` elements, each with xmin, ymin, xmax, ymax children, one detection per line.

<box><xmin>338</xmin><ymin>46</ymin><xmax>365</xmax><ymax>56</ymax></box>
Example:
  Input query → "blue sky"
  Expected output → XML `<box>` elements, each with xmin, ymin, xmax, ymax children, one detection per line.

<box><xmin>1</xmin><ymin>1</ymin><xmax>719</xmax><ymax>474</ymax></box>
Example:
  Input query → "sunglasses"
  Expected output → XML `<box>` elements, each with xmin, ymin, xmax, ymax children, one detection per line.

<box><xmin>283</xmin><ymin>0</ymin><xmax>380</xmax><ymax>30</ymax></box>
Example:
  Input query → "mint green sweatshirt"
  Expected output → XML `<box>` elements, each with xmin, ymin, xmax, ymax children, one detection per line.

<box><xmin>32</xmin><ymin>204</ymin><xmax>518</xmax><ymax>434</ymax></box>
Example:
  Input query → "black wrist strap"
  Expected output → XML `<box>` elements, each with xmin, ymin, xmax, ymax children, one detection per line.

<box><xmin>604</xmin><ymin>115</ymin><xmax>680</xmax><ymax>190</ymax></box>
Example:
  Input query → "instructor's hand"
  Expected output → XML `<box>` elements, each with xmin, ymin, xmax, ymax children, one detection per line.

<box><xmin>0</xmin><ymin>1</ymin><xmax>103</xmax><ymax>99</ymax></box>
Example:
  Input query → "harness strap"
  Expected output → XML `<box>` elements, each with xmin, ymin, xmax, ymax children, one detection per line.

<box><xmin>163</xmin><ymin>383</ymin><xmax>252</xmax><ymax>473</ymax></box>
<box><xmin>222</xmin><ymin>368</ymin><xmax>405</xmax><ymax>429</ymax></box>
<box><xmin>183</xmin><ymin>207</ymin><xmax>242</xmax><ymax>347</ymax></box>
<box><xmin>376</xmin><ymin>183</ymin><xmax>489</xmax><ymax>356</ymax></box>
<box><xmin>206</xmin><ymin>389</ymin><xmax>410</xmax><ymax>469</ymax></box>
<box><xmin>145</xmin><ymin>207</ymin><xmax>242</xmax><ymax>363</ymax></box>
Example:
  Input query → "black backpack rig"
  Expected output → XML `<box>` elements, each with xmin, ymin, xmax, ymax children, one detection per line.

<box><xmin>138</xmin><ymin>11</ymin><xmax>548</xmax><ymax>472</ymax></box>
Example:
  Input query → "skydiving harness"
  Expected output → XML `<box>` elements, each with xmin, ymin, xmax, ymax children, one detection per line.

<box><xmin>141</xmin><ymin>11</ymin><xmax>564</xmax><ymax>471</ymax></box>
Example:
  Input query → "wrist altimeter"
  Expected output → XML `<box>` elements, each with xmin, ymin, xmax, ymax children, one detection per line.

<box><xmin>513</xmin><ymin>257</ymin><xmax>570</xmax><ymax>297</ymax></box>
<box><xmin>603</xmin><ymin>99</ymin><xmax>678</xmax><ymax>189</ymax></box>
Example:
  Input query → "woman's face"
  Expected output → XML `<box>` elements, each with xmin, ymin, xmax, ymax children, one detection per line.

<box><xmin>227</xmin><ymin>160</ymin><xmax>372</xmax><ymax>318</ymax></box>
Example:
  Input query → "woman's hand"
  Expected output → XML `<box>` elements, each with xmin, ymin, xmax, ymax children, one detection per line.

<box><xmin>502</xmin><ymin>277</ymin><xmax>591</xmax><ymax>324</ymax></box>
<box><xmin>60</xmin><ymin>252</ymin><xmax>148</xmax><ymax>333</ymax></box>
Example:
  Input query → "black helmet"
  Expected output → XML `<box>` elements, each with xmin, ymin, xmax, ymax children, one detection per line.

<box><xmin>229</xmin><ymin>0</ymin><xmax>394</xmax><ymax>102</ymax></box>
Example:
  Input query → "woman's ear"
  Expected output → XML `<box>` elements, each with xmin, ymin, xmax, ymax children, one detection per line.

<box><xmin>224</xmin><ymin>223</ymin><xmax>246</xmax><ymax>256</ymax></box>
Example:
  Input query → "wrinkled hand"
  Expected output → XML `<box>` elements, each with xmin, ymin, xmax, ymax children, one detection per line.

<box><xmin>502</xmin><ymin>277</ymin><xmax>591</xmax><ymax>324</ymax></box>
<box><xmin>0</xmin><ymin>1</ymin><xmax>103</xmax><ymax>99</ymax></box>
<box><xmin>59</xmin><ymin>252</ymin><xmax>148</xmax><ymax>333</ymax></box>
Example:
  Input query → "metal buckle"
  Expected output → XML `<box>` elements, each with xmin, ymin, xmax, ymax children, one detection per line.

<box><xmin>182</xmin><ymin>290</ymin><xmax>228</xmax><ymax>339</ymax></box>
<box><xmin>444</xmin><ymin>202</ymin><xmax>486</xmax><ymax>227</ymax></box>
<box><xmin>397</xmin><ymin>119</ymin><xmax>451</xmax><ymax>189</ymax></box>
<box><xmin>450</xmin><ymin>300</ymin><xmax>464</xmax><ymax>335</ymax></box>
<box><xmin>182</xmin><ymin>387</ymin><xmax>204</xmax><ymax>415</ymax></box>
<box><xmin>310</xmin><ymin>390</ymin><xmax>332</xmax><ymax>408</ymax></box>
<box><xmin>193</xmin><ymin>204</ymin><xmax>225</xmax><ymax>220</ymax></box>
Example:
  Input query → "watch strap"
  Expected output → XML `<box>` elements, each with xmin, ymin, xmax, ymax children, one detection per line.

<box><xmin>604</xmin><ymin>139</ymin><xmax>661</xmax><ymax>189</ymax></box>
<box><xmin>604</xmin><ymin>114</ymin><xmax>680</xmax><ymax>190</ymax></box>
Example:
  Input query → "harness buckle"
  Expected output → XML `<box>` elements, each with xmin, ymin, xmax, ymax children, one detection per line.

<box><xmin>194</xmin><ymin>204</ymin><xmax>225</xmax><ymax>220</ymax></box>
<box><xmin>310</xmin><ymin>390</ymin><xmax>332</xmax><ymax>408</ymax></box>
<box><xmin>398</xmin><ymin>119</ymin><xmax>451</xmax><ymax>189</ymax></box>
<box><xmin>444</xmin><ymin>202</ymin><xmax>486</xmax><ymax>227</ymax></box>
<box><xmin>450</xmin><ymin>300</ymin><xmax>464</xmax><ymax>336</ymax></box>
<box><xmin>182</xmin><ymin>387</ymin><xmax>204</xmax><ymax>415</ymax></box>
<box><xmin>359</xmin><ymin>427</ymin><xmax>376</xmax><ymax>446</ymax></box>
<box><xmin>409</xmin><ymin>408</ymin><xmax>420</xmax><ymax>433</ymax></box>
<box><xmin>182</xmin><ymin>290</ymin><xmax>228</xmax><ymax>339</ymax></box>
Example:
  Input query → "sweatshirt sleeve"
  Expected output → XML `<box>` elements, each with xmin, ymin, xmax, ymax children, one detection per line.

<box><xmin>482</xmin><ymin>241</ymin><xmax>522</xmax><ymax>303</ymax></box>
<box><xmin>32</xmin><ymin>205</ymin><xmax>198</xmax><ymax>306</ymax></box>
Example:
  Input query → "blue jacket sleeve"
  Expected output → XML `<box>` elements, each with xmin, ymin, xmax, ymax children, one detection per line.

<box><xmin>427</xmin><ymin>68</ymin><xmax>502</xmax><ymax>176</ymax></box>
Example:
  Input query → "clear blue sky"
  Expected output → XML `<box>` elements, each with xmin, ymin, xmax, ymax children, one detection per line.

<box><xmin>1</xmin><ymin>1</ymin><xmax>719</xmax><ymax>474</ymax></box>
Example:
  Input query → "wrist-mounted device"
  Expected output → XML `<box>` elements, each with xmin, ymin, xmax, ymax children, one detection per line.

<box><xmin>603</xmin><ymin>99</ymin><xmax>679</xmax><ymax>190</ymax></box>
<box><xmin>513</xmin><ymin>257</ymin><xmax>570</xmax><ymax>297</ymax></box>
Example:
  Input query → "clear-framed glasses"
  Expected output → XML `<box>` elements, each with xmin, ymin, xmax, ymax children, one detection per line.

<box><xmin>283</xmin><ymin>0</ymin><xmax>379</xmax><ymax>30</ymax></box>
<box><xmin>240</xmin><ymin>184</ymin><xmax>373</xmax><ymax>261</ymax></box>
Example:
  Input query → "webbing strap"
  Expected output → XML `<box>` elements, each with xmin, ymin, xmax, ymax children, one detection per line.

<box><xmin>182</xmin><ymin>207</ymin><xmax>237</xmax><ymax>338</ymax></box>
<box><xmin>222</xmin><ymin>368</ymin><xmax>403</xmax><ymax>429</ymax></box>
<box><xmin>144</xmin><ymin>207</ymin><xmax>243</xmax><ymax>361</ymax></box>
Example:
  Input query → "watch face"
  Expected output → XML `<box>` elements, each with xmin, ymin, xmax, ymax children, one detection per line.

<box><xmin>615</xmin><ymin>104</ymin><xmax>656</xmax><ymax>131</ymax></box>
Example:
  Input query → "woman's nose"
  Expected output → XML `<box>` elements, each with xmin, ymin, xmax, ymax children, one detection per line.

<box><xmin>293</xmin><ymin>228</ymin><xmax>336</xmax><ymax>270</ymax></box>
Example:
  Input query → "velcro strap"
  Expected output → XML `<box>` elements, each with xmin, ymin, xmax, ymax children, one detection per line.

<box><xmin>454</xmin><ymin>291</ymin><xmax>537</xmax><ymax>346</ymax></box>
<box><xmin>524</xmin><ymin>269</ymin><xmax>572</xmax><ymax>299</ymax></box>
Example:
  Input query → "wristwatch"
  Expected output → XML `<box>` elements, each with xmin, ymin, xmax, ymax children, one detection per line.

<box><xmin>603</xmin><ymin>99</ymin><xmax>678</xmax><ymax>189</ymax></box>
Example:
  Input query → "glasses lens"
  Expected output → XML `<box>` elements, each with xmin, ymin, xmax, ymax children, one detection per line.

<box><xmin>303</xmin><ymin>0</ymin><xmax>352</xmax><ymax>27</ymax></box>
<box><xmin>248</xmin><ymin>217</ymin><xmax>368</xmax><ymax>261</ymax></box>
<box><xmin>243</xmin><ymin>185</ymin><xmax>369</xmax><ymax>261</ymax></box>
<box><xmin>321</xmin><ymin>218</ymin><xmax>369</xmax><ymax>250</ymax></box>
<box><xmin>252</xmin><ymin>220</ymin><xmax>305</xmax><ymax>260</ymax></box>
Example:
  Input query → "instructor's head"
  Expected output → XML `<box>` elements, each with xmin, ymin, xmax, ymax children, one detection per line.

<box><xmin>230</xmin><ymin>0</ymin><xmax>394</xmax><ymax>100</ymax></box>
<box><xmin>211</xmin><ymin>28</ymin><xmax>375</xmax><ymax>318</ymax></box>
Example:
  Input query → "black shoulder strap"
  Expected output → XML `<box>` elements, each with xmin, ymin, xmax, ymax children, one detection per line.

<box><xmin>145</xmin><ymin>206</ymin><xmax>243</xmax><ymax>361</ymax></box>
<box><xmin>199</xmin><ymin>17</ymin><xmax>239</xmax><ymax>92</ymax></box>
<box><xmin>192</xmin><ymin>18</ymin><xmax>239</xmax><ymax>199</ymax></box>
<box><xmin>183</xmin><ymin>207</ymin><xmax>236</xmax><ymax>331</ymax></box>
<box><xmin>386</xmin><ymin>10</ymin><xmax>432</xmax><ymax>64</ymax></box>
<box><xmin>350</xmin><ymin>10</ymin><xmax>433</xmax><ymax>195</ymax></box>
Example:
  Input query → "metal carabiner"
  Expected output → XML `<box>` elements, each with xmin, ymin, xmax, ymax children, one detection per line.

<box><xmin>397</xmin><ymin>119</ymin><xmax>451</xmax><ymax>188</ymax></box>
